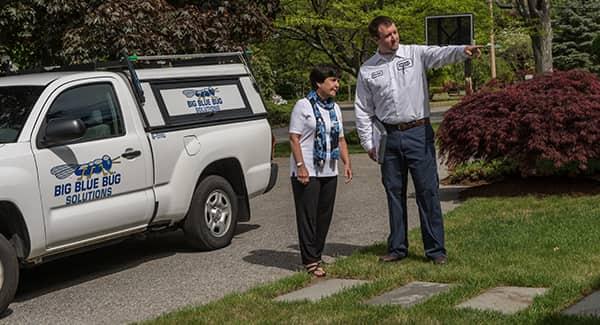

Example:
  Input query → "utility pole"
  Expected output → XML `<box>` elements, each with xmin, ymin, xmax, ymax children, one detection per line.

<box><xmin>489</xmin><ymin>0</ymin><xmax>497</xmax><ymax>79</ymax></box>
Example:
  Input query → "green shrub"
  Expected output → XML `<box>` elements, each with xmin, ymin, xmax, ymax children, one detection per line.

<box><xmin>535</xmin><ymin>159</ymin><xmax>600</xmax><ymax>177</ymax></box>
<box><xmin>265</xmin><ymin>101</ymin><xmax>294</xmax><ymax>127</ymax></box>
<box><xmin>343</xmin><ymin>128</ymin><xmax>361</xmax><ymax>145</ymax></box>
<box><xmin>446</xmin><ymin>159</ymin><xmax>518</xmax><ymax>184</ymax></box>
<box><xmin>447</xmin><ymin>158</ymin><xmax>600</xmax><ymax>184</ymax></box>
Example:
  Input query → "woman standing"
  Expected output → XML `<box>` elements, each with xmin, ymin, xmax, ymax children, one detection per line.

<box><xmin>289</xmin><ymin>64</ymin><xmax>352</xmax><ymax>277</ymax></box>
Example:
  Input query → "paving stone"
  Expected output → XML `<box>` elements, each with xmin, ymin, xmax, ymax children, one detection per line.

<box><xmin>365</xmin><ymin>281</ymin><xmax>452</xmax><ymax>307</ymax></box>
<box><xmin>457</xmin><ymin>286</ymin><xmax>548</xmax><ymax>315</ymax></box>
<box><xmin>320</xmin><ymin>255</ymin><xmax>337</xmax><ymax>264</ymax></box>
<box><xmin>274</xmin><ymin>279</ymin><xmax>369</xmax><ymax>302</ymax></box>
<box><xmin>562</xmin><ymin>290</ymin><xmax>600</xmax><ymax>317</ymax></box>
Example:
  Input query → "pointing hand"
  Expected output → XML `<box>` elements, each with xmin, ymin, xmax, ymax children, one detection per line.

<box><xmin>464</xmin><ymin>45</ymin><xmax>484</xmax><ymax>59</ymax></box>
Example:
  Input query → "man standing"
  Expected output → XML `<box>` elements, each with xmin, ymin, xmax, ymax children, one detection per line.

<box><xmin>354</xmin><ymin>16</ymin><xmax>481</xmax><ymax>264</ymax></box>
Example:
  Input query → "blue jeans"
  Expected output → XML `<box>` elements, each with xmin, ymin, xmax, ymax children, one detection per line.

<box><xmin>380</xmin><ymin>124</ymin><xmax>446</xmax><ymax>259</ymax></box>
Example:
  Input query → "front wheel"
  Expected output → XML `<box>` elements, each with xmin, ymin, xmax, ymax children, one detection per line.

<box><xmin>0</xmin><ymin>234</ymin><xmax>18</xmax><ymax>315</ymax></box>
<box><xmin>184</xmin><ymin>175</ymin><xmax>238</xmax><ymax>250</ymax></box>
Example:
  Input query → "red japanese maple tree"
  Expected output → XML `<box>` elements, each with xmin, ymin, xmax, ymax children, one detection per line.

<box><xmin>437</xmin><ymin>70</ymin><xmax>600</xmax><ymax>176</ymax></box>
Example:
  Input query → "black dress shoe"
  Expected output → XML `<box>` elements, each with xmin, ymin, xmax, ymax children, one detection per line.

<box><xmin>432</xmin><ymin>255</ymin><xmax>448</xmax><ymax>265</ymax></box>
<box><xmin>378</xmin><ymin>254</ymin><xmax>405</xmax><ymax>262</ymax></box>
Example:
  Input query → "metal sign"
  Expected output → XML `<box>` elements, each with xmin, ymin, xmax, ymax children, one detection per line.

<box><xmin>425</xmin><ymin>14</ymin><xmax>474</xmax><ymax>46</ymax></box>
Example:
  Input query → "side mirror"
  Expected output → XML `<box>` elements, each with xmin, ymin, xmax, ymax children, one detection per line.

<box><xmin>43</xmin><ymin>118</ymin><xmax>86</xmax><ymax>146</ymax></box>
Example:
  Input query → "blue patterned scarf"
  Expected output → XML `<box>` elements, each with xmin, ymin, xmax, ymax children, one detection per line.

<box><xmin>307</xmin><ymin>90</ymin><xmax>340</xmax><ymax>167</ymax></box>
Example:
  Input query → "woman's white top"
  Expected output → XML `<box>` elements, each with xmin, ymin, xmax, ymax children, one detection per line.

<box><xmin>289</xmin><ymin>97</ymin><xmax>344</xmax><ymax>177</ymax></box>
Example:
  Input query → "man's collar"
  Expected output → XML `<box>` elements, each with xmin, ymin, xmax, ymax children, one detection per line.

<box><xmin>374</xmin><ymin>47</ymin><xmax>402</xmax><ymax>63</ymax></box>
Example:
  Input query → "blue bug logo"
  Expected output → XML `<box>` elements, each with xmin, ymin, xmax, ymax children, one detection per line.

<box><xmin>182</xmin><ymin>87</ymin><xmax>217</xmax><ymax>98</ymax></box>
<box><xmin>51</xmin><ymin>155</ymin><xmax>121</xmax><ymax>180</ymax></box>
<box><xmin>182</xmin><ymin>89</ymin><xmax>196</xmax><ymax>98</ymax></box>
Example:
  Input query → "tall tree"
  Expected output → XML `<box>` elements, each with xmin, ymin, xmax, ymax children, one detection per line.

<box><xmin>552</xmin><ymin>0</ymin><xmax>600</xmax><ymax>75</ymax></box>
<box><xmin>0</xmin><ymin>0</ymin><xmax>280</xmax><ymax>69</ymax></box>
<box><xmin>497</xmin><ymin>0</ymin><xmax>553</xmax><ymax>74</ymax></box>
<box><xmin>276</xmin><ymin>0</ymin><xmax>383</xmax><ymax>76</ymax></box>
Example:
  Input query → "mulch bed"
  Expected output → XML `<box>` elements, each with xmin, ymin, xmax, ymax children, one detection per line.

<box><xmin>457</xmin><ymin>176</ymin><xmax>600</xmax><ymax>199</ymax></box>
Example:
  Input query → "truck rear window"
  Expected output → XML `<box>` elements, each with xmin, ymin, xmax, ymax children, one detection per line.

<box><xmin>150</xmin><ymin>78</ymin><xmax>252</xmax><ymax>127</ymax></box>
<box><xmin>0</xmin><ymin>86</ymin><xmax>45</xmax><ymax>143</ymax></box>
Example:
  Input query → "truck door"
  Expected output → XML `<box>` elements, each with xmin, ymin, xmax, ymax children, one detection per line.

<box><xmin>32</xmin><ymin>78</ymin><xmax>154</xmax><ymax>249</ymax></box>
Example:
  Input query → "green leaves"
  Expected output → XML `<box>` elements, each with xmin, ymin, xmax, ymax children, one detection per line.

<box><xmin>552</xmin><ymin>0</ymin><xmax>600</xmax><ymax>75</ymax></box>
<box><xmin>0</xmin><ymin>0</ymin><xmax>280</xmax><ymax>70</ymax></box>
<box><xmin>275</xmin><ymin>0</ymin><xmax>493</xmax><ymax>76</ymax></box>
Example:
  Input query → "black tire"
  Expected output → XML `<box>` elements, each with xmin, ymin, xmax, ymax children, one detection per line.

<box><xmin>183</xmin><ymin>175</ymin><xmax>238</xmax><ymax>250</ymax></box>
<box><xmin>0</xmin><ymin>234</ymin><xmax>18</xmax><ymax>315</ymax></box>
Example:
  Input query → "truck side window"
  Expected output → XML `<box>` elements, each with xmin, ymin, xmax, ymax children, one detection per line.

<box><xmin>46</xmin><ymin>83</ymin><xmax>125</xmax><ymax>143</ymax></box>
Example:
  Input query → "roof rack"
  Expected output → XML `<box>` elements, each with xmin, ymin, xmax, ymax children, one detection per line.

<box><xmin>130</xmin><ymin>52</ymin><xmax>245</xmax><ymax>67</ymax></box>
<box><xmin>123</xmin><ymin>52</ymin><xmax>253</xmax><ymax>106</ymax></box>
<box><xmin>0</xmin><ymin>51</ymin><xmax>248</xmax><ymax>76</ymax></box>
<box><xmin>1</xmin><ymin>51</ymin><xmax>258</xmax><ymax>111</ymax></box>
<box><xmin>0</xmin><ymin>60</ymin><xmax>125</xmax><ymax>76</ymax></box>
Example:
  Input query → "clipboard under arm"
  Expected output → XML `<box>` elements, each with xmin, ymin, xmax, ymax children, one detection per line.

<box><xmin>371</xmin><ymin>117</ymin><xmax>387</xmax><ymax>164</ymax></box>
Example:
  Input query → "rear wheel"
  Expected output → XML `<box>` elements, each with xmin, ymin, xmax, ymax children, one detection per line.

<box><xmin>184</xmin><ymin>175</ymin><xmax>238</xmax><ymax>250</ymax></box>
<box><xmin>0</xmin><ymin>234</ymin><xmax>18</xmax><ymax>315</ymax></box>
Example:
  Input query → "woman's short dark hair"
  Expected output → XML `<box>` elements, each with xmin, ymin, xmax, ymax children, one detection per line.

<box><xmin>368</xmin><ymin>16</ymin><xmax>395</xmax><ymax>39</ymax></box>
<box><xmin>309</xmin><ymin>64</ymin><xmax>341</xmax><ymax>90</ymax></box>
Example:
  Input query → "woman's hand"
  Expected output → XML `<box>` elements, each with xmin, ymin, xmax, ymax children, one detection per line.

<box><xmin>290</xmin><ymin>133</ymin><xmax>310</xmax><ymax>185</ymax></box>
<box><xmin>343</xmin><ymin>164</ymin><xmax>353</xmax><ymax>184</ymax></box>
<box><xmin>339</xmin><ymin>137</ymin><xmax>352</xmax><ymax>184</ymax></box>
<box><xmin>297</xmin><ymin>165</ymin><xmax>310</xmax><ymax>185</ymax></box>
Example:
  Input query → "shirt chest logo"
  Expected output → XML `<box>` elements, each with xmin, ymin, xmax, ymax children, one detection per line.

<box><xmin>396</xmin><ymin>58</ymin><xmax>413</xmax><ymax>72</ymax></box>
<box><xmin>371</xmin><ymin>70</ymin><xmax>384</xmax><ymax>79</ymax></box>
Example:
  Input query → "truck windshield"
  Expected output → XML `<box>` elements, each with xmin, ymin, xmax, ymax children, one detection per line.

<box><xmin>0</xmin><ymin>86</ymin><xmax>45</xmax><ymax>143</ymax></box>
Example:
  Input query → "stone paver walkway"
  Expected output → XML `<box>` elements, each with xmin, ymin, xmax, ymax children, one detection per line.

<box><xmin>457</xmin><ymin>286</ymin><xmax>548</xmax><ymax>314</ymax></box>
<box><xmin>365</xmin><ymin>281</ymin><xmax>452</xmax><ymax>307</ymax></box>
<box><xmin>274</xmin><ymin>279</ymin><xmax>369</xmax><ymax>302</ymax></box>
<box><xmin>562</xmin><ymin>290</ymin><xmax>600</xmax><ymax>317</ymax></box>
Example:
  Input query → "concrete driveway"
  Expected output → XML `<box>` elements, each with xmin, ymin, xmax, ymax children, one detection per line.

<box><xmin>1</xmin><ymin>155</ymin><xmax>462</xmax><ymax>324</ymax></box>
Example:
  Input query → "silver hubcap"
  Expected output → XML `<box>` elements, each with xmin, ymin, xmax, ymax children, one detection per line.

<box><xmin>204</xmin><ymin>189</ymin><xmax>232</xmax><ymax>238</ymax></box>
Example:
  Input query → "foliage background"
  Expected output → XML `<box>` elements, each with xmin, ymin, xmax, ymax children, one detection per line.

<box><xmin>552</xmin><ymin>0</ymin><xmax>600</xmax><ymax>75</ymax></box>
<box><xmin>0</xmin><ymin>0</ymin><xmax>280</xmax><ymax>68</ymax></box>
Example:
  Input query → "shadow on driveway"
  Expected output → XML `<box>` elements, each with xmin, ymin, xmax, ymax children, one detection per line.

<box><xmin>243</xmin><ymin>242</ymin><xmax>368</xmax><ymax>271</ymax></box>
<box><xmin>16</xmin><ymin>223</ymin><xmax>261</xmax><ymax>303</ymax></box>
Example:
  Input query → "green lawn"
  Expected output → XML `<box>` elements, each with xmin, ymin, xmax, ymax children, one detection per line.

<box><xmin>143</xmin><ymin>194</ymin><xmax>600</xmax><ymax>324</ymax></box>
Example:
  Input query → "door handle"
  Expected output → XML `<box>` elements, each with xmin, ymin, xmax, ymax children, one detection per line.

<box><xmin>121</xmin><ymin>149</ymin><xmax>142</xmax><ymax>159</ymax></box>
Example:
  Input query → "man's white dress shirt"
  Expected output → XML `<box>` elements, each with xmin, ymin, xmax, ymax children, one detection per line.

<box><xmin>354</xmin><ymin>45</ymin><xmax>468</xmax><ymax>151</ymax></box>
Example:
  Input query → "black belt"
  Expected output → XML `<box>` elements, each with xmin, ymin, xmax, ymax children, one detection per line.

<box><xmin>384</xmin><ymin>118</ymin><xmax>430</xmax><ymax>131</ymax></box>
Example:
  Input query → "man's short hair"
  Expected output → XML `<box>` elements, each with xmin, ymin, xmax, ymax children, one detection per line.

<box><xmin>368</xmin><ymin>16</ymin><xmax>395</xmax><ymax>39</ymax></box>
<box><xmin>309</xmin><ymin>64</ymin><xmax>341</xmax><ymax>90</ymax></box>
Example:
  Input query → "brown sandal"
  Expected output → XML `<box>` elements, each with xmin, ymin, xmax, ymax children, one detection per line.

<box><xmin>305</xmin><ymin>262</ymin><xmax>326</xmax><ymax>277</ymax></box>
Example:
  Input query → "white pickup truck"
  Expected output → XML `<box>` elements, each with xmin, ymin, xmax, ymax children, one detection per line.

<box><xmin>0</xmin><ymin>53</ymin><xmax>277</xmax><ymax>312</ymax></box>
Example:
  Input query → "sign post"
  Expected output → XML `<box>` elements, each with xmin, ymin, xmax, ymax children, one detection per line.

<box><xmin>425</xmin><ymin>14</ymin><xmax>474</xmax><ymax>94</ymax></box>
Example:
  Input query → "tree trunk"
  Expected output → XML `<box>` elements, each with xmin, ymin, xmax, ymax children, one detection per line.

<box><xmin>530</xmin><ymin>10</ymin><xmax>553</xmax><ymax>74</ymax></box>
<box><xmin>510</xmin><ymin>0</ymin><xmax>554</xmax><ymax>74</ymax></box>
